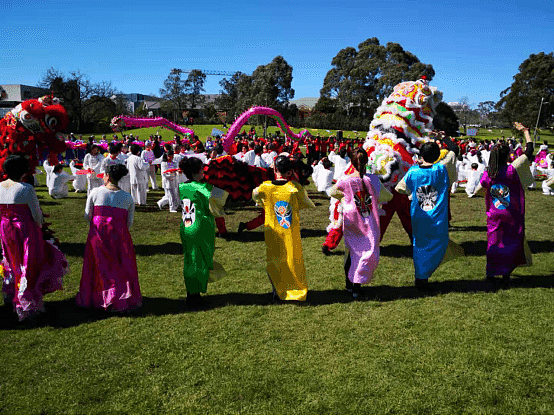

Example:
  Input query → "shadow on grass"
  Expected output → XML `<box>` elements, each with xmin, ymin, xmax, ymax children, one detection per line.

<box><xmin>460</xmin><ymin>240</ymin><xmax>554</xmax><ymax>256</ymax></box>
<box><xmin>59</xmin><ymin>242</ymin><xmax>184</xmax><ymax>257</ymax></box>
<box><xmin>449</xmin><ymin>225</ymin><xmax>488</xmax><ymax>232</ymax></box>
<box><xmin>2</xmin><ymin>273</ymin><xmax>553</xmax><ymax>330</ymax></box>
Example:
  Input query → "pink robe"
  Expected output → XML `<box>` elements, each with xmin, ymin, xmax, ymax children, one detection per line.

<box><xmin>337</xmin><ymin>175</ymin><xmax>381</xmax><ymax>284</ymax></box>
<box><xmin>0</xmin><ymin>204</ymin><xmax>67</xmax><ymax>320</ymax></box>
<box><xmin>76</xmin><ymin>206</ymin><xmax>141</xmax><ymax>311</ymax></box>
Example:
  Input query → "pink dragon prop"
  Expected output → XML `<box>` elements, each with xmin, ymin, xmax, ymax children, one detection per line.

<box><xmin>110</xmin><ymin>115</ymin><xmax>195</xmax><ymax>139</ymax></box>
<box><xmin>222</xmin><ymin>106</ymin><xmax>312</xmax><ymax>152</ymax></box>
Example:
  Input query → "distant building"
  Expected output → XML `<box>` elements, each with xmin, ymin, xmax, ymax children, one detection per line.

<box><xmin>0</xmin><ymin>84</ymin><xmax>50</xmax><ymax>117</ymax></box>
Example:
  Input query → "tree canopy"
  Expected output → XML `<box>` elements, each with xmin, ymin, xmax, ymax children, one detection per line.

<box><xmin>320</xmin><ymin>38</ymin><xmax>435</xmax><ymax>117</ymax></box>
<box><xmin>497</xmin><ymin>52</ymin><xmax>554</xmax><ymax>131</ymax></box>
<box><xmin>38</xmin><ymin>67</ymin><xmax>121</xmax><ymax>132</ymax></box>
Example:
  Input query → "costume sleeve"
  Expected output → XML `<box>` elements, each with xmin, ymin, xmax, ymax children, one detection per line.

<box><xmin>209</xmin><ymin>187</ymin><xmax>229</xmax><ymax>217</ymax></box>
<box><xmin>395</xmin><ymin>172</ymin><xmax>412</xmax><ymax>196</ymax></box>
<box><xmin>127</xmin><ymin>199</ymin><xmax>135</xmax><ymax>228</ymax></box>
<box><xmin>297</xmin><ymin>185</ymin><xmax>316</xmax><ymax>210</ymax></box>
<box><xmin>512</xmin><ymin>153</ymin><xmax>535</xmax><ymax>188</ymax></box>
<box><xmin>152</xmin><ymin>155</ymin><xmax>164</xmax><ymax>165</ymax></box>
<box><xmin>439</xmin><ymin>151</ymin><xmax>457</xmax><ymax>186</ymax></box>
<box><xmin>83</xmin><ymin>154</ymin><xmax>90</xmax><ymax>170</ymax></box>
<box><xmin>327</xmin><ymin>183</ymin><xmax>344</xmax><ymax>200</ymax></box>
<box><xmin>25</xmin><ymin>186</ymin><xmax>43</xmax><ymax>225</ymax></box>
<box><xmin>84</xmin><ymin>190</ymin><xmax>94</xmax><ymax>222</ymax></box>
<box><xmin>252</xmin><ymin>185</ymin><xmax>263</xmax><ymax>205</ymax></box>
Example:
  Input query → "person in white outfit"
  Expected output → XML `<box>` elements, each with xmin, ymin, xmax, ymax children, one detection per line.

<box><xmin>312</xmin><ymin>157</ymin><xmax>334</xmax><ymax>193</ymax></box>
<box><xmin>116</xmin><ymin>144</ymin><xmax>131</xmax><ymax>194</ymax></box>
<box><xmin>43</xmin><ymin>160</ymin><xmax>54</xmax><ymax>188</ymax></box>
<box><xmin>83</xmin><ymin>145</ymin><xmax>104</xmax><ymax>195</ymax></box>
<box><xmin>253</xmin><ymin>145</ymin><xmax>270</xmax><ymax>168</ymax></box>
<box><xmin>69</xmin><ymin>160</ymin><xmax>87</xmax><ymax>192</ymax></box>
<box><xmin>466</xmin><ymin>163</ymin><xmax>483</xmax><ymax>197</ymax></box>
<box><xmin>141</xmin><ymin>141</ymin><xmax>158</xmax><ymax>190</ymax></box>
<box><xmin>328</xmin><ymin>148</ymin><xmax>350</xmax><ymax>181</ymax></box>
<box><xmin>127</xmin><ymin>144</ymin><xmax>150</xmax><ymax>205</ymax></box>
<box><xmin>47</xmin><ymin>164</ymin><xmax>77</xmax><ymax>199</ymax></box>
<box><xmin>157</xmin><ymin>151</ymin><xmax>180</xmax><ymax>212</ymax></box>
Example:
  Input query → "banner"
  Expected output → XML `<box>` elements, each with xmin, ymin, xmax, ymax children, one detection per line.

<box><xmin>467</xmin><ymin>128</ymin><xmax>478</xmax><ymax>136</ymax></box>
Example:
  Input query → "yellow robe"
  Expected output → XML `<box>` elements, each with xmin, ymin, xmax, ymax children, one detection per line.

<box><xmin>253</xmin><ymin>181</ymin><xmax>315</xmax><ymax>301</ymax></box>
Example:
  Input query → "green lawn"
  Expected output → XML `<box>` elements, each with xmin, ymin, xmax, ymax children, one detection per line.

<box><xmin>1</xmin><ymin>173</ymin><xmax>554</xmax><ymax>414</ymax></box>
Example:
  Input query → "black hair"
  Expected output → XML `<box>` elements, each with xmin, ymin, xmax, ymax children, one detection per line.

<box><xmin>486</xmin><ymin>144</ymin><xmax>510</xmax><ymax>179</ymax></box>
<box><xmin>130</xmin><ymin>144</ymin><xmax>141</xmax><ymax>155</ymax></box>
<box><xmin>254</xmin><ymin>145</ymin><xmax>263</xmax><ymax>155</ymax></box>
<box><xmin>471</xmin><ymin>163</ymin><xmax>478</xmax><ymax>170</ymax></box>
<box><xmin>53</xmin><ymin>164</ymin><xmax>64</xmax><ymax>173</ymax></box>
<box><xmin>321</xmin><ymin>157</ymin><xmax>332</xmax><ymax>170</ymax></box>
<box><xmin>116</xmin><ymin>142</ymin><xmax>123</xmax><ymax>152</ymax></box>
<box><xmin>339</xmin><ymin>148</ymin><xmax>347</xmax><ymax>159</ymax></box>
<box><xmin>106</xmin><ymin>164</ymin><xmax>128</xmax><ymax>183</ymax></box>
<box><xmin>215</xmin><ymin>144</ymin><xmax>224</xmax><ymax>155</ymax></box>
<box><xmin>420</xmin><ymin>142</ymin><xmax>440</xmax><ymax>163</ymax></box>
<box><xmin>179</xmin><ymin>156</ymin><xmax>203</xmax><ymax>179</ymax></box>
<box><xmin>351</xmin><ymin>148</ymin><xmax>370</xmax><ymax>196</ymax></box>
<box><xmin>163</xmin><ymin>150</ymin><xmax>174</xmax><ymax>162</ymax></box>
<box><xmin>108</xmin><ymin>143</ymin><xmax>119</xmax><ymax>155</ymax></box>
<box><xmin>3</xmin><ymin>154</ymin><xmax>29</xmax><ymax>181</ymax></box>
<box><xmin>274</xmin><ymin>155</ymin><xmax>293</xmax><ymax>175</ymax></box>
<box><xmin>476</xmin><ymin>151</ymin><xmax>483</xmax><ymax>164</ymax></box>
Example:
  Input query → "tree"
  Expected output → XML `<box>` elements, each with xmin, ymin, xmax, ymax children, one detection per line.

<box><xmin>476</xmin><ymin>101</ymin><xmax>498</xmax><ymax>127</ymax></box>
<box><xmin>38</xmin><ymin>67</ymin><xmax>119</xmax><ymax>132</ymax></box>
<box><xmin>320</xmin><ymin>38</ymin><xmax>435</xmax><ymax>117</ymax></box>
<box><xmin>216</xmin><ymin>56</ymin><xmax>295</xmax><ymax>129</ymax></box>
<box><xmin>433</xmin><ymin>102</ymin><xmax>460</xmax><ymax>137</ymax></box>
<box><xmin>159</xmin><ymin>68</ymin><xmax>187</xmax><ymax>122</ymax></box>
<box><xmin>184</xmin><ymin>69</ymin><xmax>206</xmax><ymax>114</ymax></box>
<box><xmin>497</xmin><ymin>52</ymin><xmax>554</xmax><ymax>131</ymax></box>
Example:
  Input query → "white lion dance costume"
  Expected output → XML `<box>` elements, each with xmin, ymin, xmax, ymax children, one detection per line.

<box><xmin>363</xmin><ymin>76</ymin><xmax>443</xmax><ymax>240</ymax></box>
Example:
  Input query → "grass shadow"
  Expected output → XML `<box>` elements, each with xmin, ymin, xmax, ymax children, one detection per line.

<box><xmin>380</xmin><ymin>244</ymin><xmax>413</xmax><ymax>258</ymax></box>
<box><xmin>449</xmin><ymin>225</ymin><xmax>488</xmax><ymax>232</ymax></box>
<box><xmin>3</xmin><ymin>273</ymin><xmax>553</xmax><ymax>330</ymax></box>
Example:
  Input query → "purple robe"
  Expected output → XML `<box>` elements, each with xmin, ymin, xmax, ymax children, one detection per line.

<box><xmin>480</xmin><ymin>165</ymin><xmax>526</xmax><ymax>276</ymax></box>
<box><xmin>0</xmin><ymin>204</ymin><xmax>67</xmax><ymax>320</ymax></box>
<box><xmin>337</xmin><ymin>175</ymin><xmax>380</xmax><ymax>284</ymax></box>
<box><xmin>77</xmin><ymin>206</ymin><xmax>141</xmax><ymax>311</ymax></box>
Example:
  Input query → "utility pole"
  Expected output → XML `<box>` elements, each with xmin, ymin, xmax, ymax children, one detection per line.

<box><xmin>534</xmin><ymin>97</ymin><xmax>549</xmax><ymax>145</ymax></box>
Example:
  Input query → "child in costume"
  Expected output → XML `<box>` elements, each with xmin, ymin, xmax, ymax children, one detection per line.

<box><xmin>157</xmin><ymin>150</ymin><xmax>180</xmax><ymax>212</ymax></box>
<box><xmin>252</xmin><ymin>155</ymin><xmax>315</xmax><ymax>302</ymax></box>
<box><xmin>127</xmin><ymin>144</ymin><xmax>150</xmax><ymax>205</ymax></box>
<box><xmin>141</xmin><ymin>141</ymin><xmax>158</xmax><ymax>190</ymax></box>
<box><xmin>76</xmin><ymin>164</ymin><xmax>141</xmax><ymax>312</ymax></box>
<box><xmin>465</xmin><ymin>163</ymin><xmax>483</xmax><ymax>198</ymax></box>
<box><xmin>328</xmin><ymin>148</ymin><xmax>392</xmax><ymax>299</ymax></box>
<box><xmin>69</xmin><ymin>160</ymin><xmax>87</xmax><ymax>192</ymax></box>
<box><xmin>83</xmin><ymin>145</ymin><xmax>104</xmax><ymax>195</ymax></box>
<box><xmin>396</xmin><ymin>142</ymin><xmax>463</xmax><ymax>289</ymax></box>
<box><xmin>476</xmin><ymin>123</ymin><xmax>534</xmax><ymax>282</ymax></box>
<box><xmin>0</xmin><ymin>155</ymin><xmax>67</xmax><ymax>321</ymax></box>
<box><xmin>178</xmin><ymin>157</ymin><xmax>227</xmax><ymax>306</ymax></box>
<box><xmin>47</xmin><ymin>164</ymin><xmax>77</xmax><ymax>199</ymax></box>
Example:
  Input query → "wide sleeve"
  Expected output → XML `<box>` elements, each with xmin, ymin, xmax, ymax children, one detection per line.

<box><xmin>395</xmin><ymin>174</ymin><xmax>411</xmax><ymax>196</ymax></box>
<box><xmin>512</xmin><ymin>145</ymin><xmax>535</xmax><ymax>188</ymax></box>
<box><xmin>25</xmin><ymin>186</ymin><xmax>43</xmax><ymax>225</ymax></box>
<box><xmin>209</xmin><ymin>186</ymin><xmax>229</xmax><ymax>217</ymax></box>
<box><xmin>252</xmin><ymin>184</ymin><xmax>264</xmax><ymax>206</ymax></box>
<box><xmin>84</xmin><ymin>190</ymin><xmax>95</xmax><ymax>222</ymax></box>
<box><xmin>327</xmin><ymin>181</ymin><xmax>344</xmax><ymax>200</ymax></box>
<box><xmin>440</xmin><ymin>151</ymin><xmax>457</xmax><ymax>186</ymax></box>
<box><xmin>83</xmin><ymin>154</ymin><xmax>91</xmax><ymax>170</ymax></box>
<box><xmin>296</xmin><ymin>184</ymin><xmax>316</xmax><ymax>210</ymax></box>
<box><xmin>127</xmin><ymin>197</ymin><xmax>135</xmax><ymax>228</ymax></box>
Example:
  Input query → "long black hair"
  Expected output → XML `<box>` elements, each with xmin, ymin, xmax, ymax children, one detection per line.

<box><xmin>351</xmin><ymin>148</ymin><xmax>369</xmax><ymax>196</ymax></box>
<box><xmin>486</xmin><ymin>144</ymin><xmax>510</xmax><ymax>179</ymax></box>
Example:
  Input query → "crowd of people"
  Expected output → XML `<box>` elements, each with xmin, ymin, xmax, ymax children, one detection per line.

<box><xmin>0</xmin><ymin>123</ymin><xmax>542</xmax><ymax>322</ymax></box>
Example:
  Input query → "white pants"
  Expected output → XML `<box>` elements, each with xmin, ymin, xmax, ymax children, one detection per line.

<box><xmin>542</xmin><ymin>180</ymin><xmax>554</xmax><ymax>195</ymax></box>
<box><xmin>72</xmin><ymin>175</ymin><xmax>87</xmax><ymax>192</ymax></box>
<box><xmin>451</xmin><ymin>181</ymin><xmax>458</xmax><ymax>194</ymax></box>
<box><xmin>158</xmin><ymin>185</ymin><xmax>180</xmax><ymax>211</ymax></box>
<box><xmin>147</xmin><ymin>167</ymin><xmax>158</xmax><ymax>189</ymax></box>
<box><xmin>131</xmin><ymin>181</ymin><xmax>148</xmax><ymax>205</ymax></box>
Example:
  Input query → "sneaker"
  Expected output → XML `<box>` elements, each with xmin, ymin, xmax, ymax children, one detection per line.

<box><xmin>157</xmin><ymin>201</ymin><xmax>163</xmax><ymax>210</ymax></box>
<box><xmin>352</xmin><ymin>283</ymin><xmax>364</xmax><ymax>300</ymax></box>
<box><xmin>169</xmin><ymin>210</ymin><xmax>178</xmax><ymax>213</ymax></box>
<box><xmin>237</xmin><ymin>222</ymin><xmax>247</xmax><ymax>234</ymax></box>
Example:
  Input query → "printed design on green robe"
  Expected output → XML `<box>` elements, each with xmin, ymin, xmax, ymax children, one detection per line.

<box><xmin>181</xmin><ymin>199</ymin><xmax>196</xmax><ymax>227</ymax></box>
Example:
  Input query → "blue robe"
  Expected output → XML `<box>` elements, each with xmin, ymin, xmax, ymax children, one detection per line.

<box><xmin>404</xmin><ymin>163</ymin><xmax>450</xmax><ymax>279</ymax></box>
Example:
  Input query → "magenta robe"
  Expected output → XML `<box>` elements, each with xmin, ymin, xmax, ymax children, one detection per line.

<box><xmin>0</xmin><ymin>204</ymin><xmax>66</xmax><ymax>320</ymax></box>
<box><xmin>77</xmin><ymin>206</ymin><xmax>141</xmax><ymax>311</ymax></box>
<box><xmin>480</xmin><ymin>165</ymin><xmax>526</xmax><ymax>276</ymax></box>
<box><xmin>337</xmin><ymin>175</ymin><xmax>380</xmax><ymax>284</ymax></box>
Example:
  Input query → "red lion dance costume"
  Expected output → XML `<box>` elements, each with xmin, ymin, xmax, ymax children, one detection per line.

<box><xmin>0</xmin><ymin>95</ymin><xmax>69</xmax><ymax>181</ymax></box>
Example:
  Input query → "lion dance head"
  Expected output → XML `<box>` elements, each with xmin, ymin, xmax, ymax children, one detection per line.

<box><xmin>363</xmin><ymin>76</ymin><xmax>442</xmax><ymax>190</ymax></box>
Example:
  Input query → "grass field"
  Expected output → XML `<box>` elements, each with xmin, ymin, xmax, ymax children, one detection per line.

<box><xmin>1</xmin><ymin>166</ymin><xmax>554</xmax><ymax>413</ymax></box>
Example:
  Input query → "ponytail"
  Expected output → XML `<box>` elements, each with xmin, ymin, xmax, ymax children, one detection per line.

<box><xmin>352</xmin><ymin>148</ymin><xmax>369</xmax><ymax>196</ymax></box>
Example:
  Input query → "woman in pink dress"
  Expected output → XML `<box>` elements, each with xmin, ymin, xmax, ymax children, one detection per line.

<box><xmin>76</xmin><ymin>164</ymin><xmax>141</xmax><ymax>312</ymax></box>
<box><xmin>0</xmin><ymin>155</ymin><xmax>67</xmax><ymax>321</ymax></box>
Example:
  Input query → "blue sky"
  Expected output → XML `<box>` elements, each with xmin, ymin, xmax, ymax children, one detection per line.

<box><xmin>2</xmin><ymin>0</ymin><xmax>553</xmax><ymax>107</ymax></box>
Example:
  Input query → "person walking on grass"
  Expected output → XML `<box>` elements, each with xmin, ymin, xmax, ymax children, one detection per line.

<box><xmin>178</xmin><ymin>157</ymin><xmax>227</xmax><ymax>307</ymax></box>
<box><xmin>396</xmin><ymin>142</ymin><xmax>464</xmax><ymax>290</ymax></box>
<box><xmin>252</xmin><ymin>155</ymin><xmax>315</xmax><ymax>302</ymax></box>
<box><xmin>77</xmin><ymin>164</ymin><xmax>141</xmax><ymax>312</ymax></box>
<box><xmin>474</xmin><ymin>122</ymin><xmax>535</xmax><ymax>283</ymax></box>
<box><xmin>328</xmin><ymin>148</ymin><xmax>392</xmax><ymax>299</ymax></box>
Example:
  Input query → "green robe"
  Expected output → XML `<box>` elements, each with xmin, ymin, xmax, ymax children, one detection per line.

<box><xmin>179</xmin><ymin>181</ymin><xmax>215</xmax><ymax>294</ymax></box>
